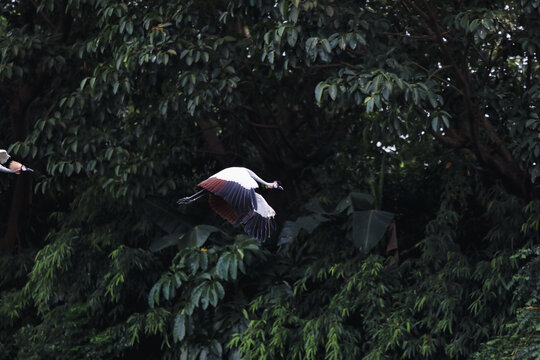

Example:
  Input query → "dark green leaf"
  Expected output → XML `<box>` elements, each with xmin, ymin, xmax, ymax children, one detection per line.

<box><xmin>173</xmin><ymin>313</ymin><xmax>186</xmax><ymax>342</ymax></box>
<box><xmin>287</xmin><ymin>28</ymin><xmax>298</xmax><ymax>47</ymax></box>
<box><xmin>351</xmin><ymin>210</ymin><xmax>394</xmax><ymax>252</ymax></box>
<box><xmin>329</xmin><ymin>84</ymin><xmax>338</xmax><ymax>100</ymax></box>
<box><xmin>178</xmin><ymin>225</ymin><xmax>219</xmax><ymax>248</ymax></box>
<box><xmin>315</xmin><ymin>82</ymin><xmax>329</xmax><ymax>102</ymax></box>
<box><xmin>216</xmin><ymin>253</ymin><xmax>230</xmax><ymax>280</ymax></box>
<box><xmin>150</xmin><ymin>234</ymin><xmax>181</xmax><ymax>252</ymax></box>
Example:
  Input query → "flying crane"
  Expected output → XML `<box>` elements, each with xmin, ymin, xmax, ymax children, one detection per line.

<box><xmin>177</xmin><ymin>167</ymin><xmax>283</xmax><ymax>242</ymax></box>
<box><xmin>0</xmin><ymin>149</ymin><xmax>33</xmax><ymax>174</ymax></box>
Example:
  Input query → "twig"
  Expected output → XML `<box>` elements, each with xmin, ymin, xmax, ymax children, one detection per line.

<box><xmin>427</xmin><ymin>64</ymin><xmax>452</xmax><ymax>81</ymax></box>
<box><xmin>429</xmin><ymin>128</ymin><xmax>467</xmax><ymax>148</ymax></box>
<box><xmin>244</xmin><ymin>119</ymin><xmax>280</xmax><ymax>129</ymax></box>
<box><xmin>384</xmin><ymin>32</ymin><xmax>437</xmax><ymax>41</ymax></box>
<box><xmin>409</xmin><ymin>61</ymin><xmax>463</xmax><ymax>94</ymax></box>
<box><xmin>30</xmin><ymin>0</ymin><xmax>56</xmax><ymax>29</ymax></box>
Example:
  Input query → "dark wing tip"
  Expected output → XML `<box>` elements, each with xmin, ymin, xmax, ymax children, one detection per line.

<box><xmin>241</xmin><ymin>211</ymin><xmax>275</xmax><ymax>242</ymax></box>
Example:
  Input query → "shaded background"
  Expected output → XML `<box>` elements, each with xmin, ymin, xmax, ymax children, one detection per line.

<box><xmin>1</xmin><ymin>1</ymin><xmax>539</xmax><ymax>359</ymax></box>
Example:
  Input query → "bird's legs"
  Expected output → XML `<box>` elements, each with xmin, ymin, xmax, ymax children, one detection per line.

<box><xmin>177</xmin><ymin>189</ymin><xmax>207</xmax><ymax>204</ymax></box>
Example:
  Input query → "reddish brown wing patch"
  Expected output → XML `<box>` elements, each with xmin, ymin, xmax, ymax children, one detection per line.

<box><xmin>199</xmin><ymin>177</ymin><xmax>255</xmax><ymax>214</ymax></box>
<box><xmin>208</xmin><ymin>194</ymin><xmax>240</xmax><ymax>224</ymax></box>
<box><xmin>198</xmin><ymin>177</ymin><xmax>227</xmax><ymax>193</ymax></box>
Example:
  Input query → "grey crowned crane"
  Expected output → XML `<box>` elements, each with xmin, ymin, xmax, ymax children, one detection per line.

<box><xmin>177</xmin><ymin>167</ymin><xmax>283</xmax><ymax>242</ymax></box>
<box><xmin>0</xmin><ymin>149</ymin><xmax>33</xmax><ymax>174</ymax></box>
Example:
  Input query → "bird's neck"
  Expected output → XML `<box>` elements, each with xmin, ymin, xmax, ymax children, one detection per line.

<box><xmin>246</xmin><ymin>169</ymin><xmax>273</xmax><ymax>187</ymax></box>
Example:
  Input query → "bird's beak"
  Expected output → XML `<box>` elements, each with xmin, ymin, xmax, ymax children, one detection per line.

<box><xmin>278</xmin><ymin>185</ymin><xmax>284</xmax><ymax>190</ymax></box>
<box><xmin>17</xmin><ymin>165</ymin><xmax>33</xmax><ymax>173</ymax></box>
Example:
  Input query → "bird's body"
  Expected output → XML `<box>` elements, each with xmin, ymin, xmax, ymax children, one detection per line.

<box><xmin>0</xmin><ymin>149</ymin><xmax>33</xmax><ymax>174</ymax></box>
<box><xmin>178</xmin><ymin>167</ymin><xmax>283</xmax><ymax>242</ymax></box>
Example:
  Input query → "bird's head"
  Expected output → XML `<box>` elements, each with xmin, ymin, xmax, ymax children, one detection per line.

<box><xmin>271</xmin><ymin>181</ymin><xmax>284</xmax><ymax>190</ymax></box>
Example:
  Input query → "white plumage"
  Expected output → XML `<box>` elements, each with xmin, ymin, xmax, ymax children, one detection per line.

<box><xmin>177</xmin><ymin>167</ymin><xmax>283</xmax><ymax>242</ymax></box>
<box><xmin>0</xmin><ymin>149</ymin><xmax>33</xmax><ymax>174</ymax></box>
<box><xmin>252</xmin><ymin>193</ymin><xmax>276</xmax><ymax>218</ymax></box>
<box><xmin>211</xmin><ymin>167</ymin><xmax>258</xmax><ymax>190</ymax></box>
<box><xmin>0</xmin><ymin>150</ymin><xmax>9</xmax><ymax>164</ymax></box>
<box><xmin>0</xmin><ymin>150</ymin><xmax>14</xmax><ymax>173</ymax></box>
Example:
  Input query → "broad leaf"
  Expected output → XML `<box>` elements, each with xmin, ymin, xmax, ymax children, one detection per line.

<box><xmin>149</xmin><ymin>234</ymin><xmax>181</xmax><ymax>252</ymax></box>
<box><xmin>304</xmin><ymin>201</ymin><xmax>328</xmax><ymax>215</ymax></box>
<box><xmin>148</xmin><ymin>282</ymin><xmax>161</xmax><ymax>308</ymax></box>
<box><xmin>216</xmin><ymin>253</ymin><xmax>231</xmax><ymax>280</ymax></box>
<box><xmin>178</xmin><ymin>225</ymin><xmax>220</xmax><ymax>248</ymax></box>
<box><xmin>278</xmin><ymin>214</ymin><xmax>327</xmax><ymax>246</ymax></box>
<box><xmin>315</xmin><ymin>82</ymin><xmax>329</xmax><ymax>102</ymax></box>
<box><xmin>350</xmin><ymin>192</ymin><xmax>376</xmax><ymax>211</ymax></box>
<box><xmin>334</xmin><ymin>192</ymin><xmax>375</xmax><ymax>214</ymax></box>
<box><xmin>352</xmin><ymin>210</ymin><xmax>394</xmax><ymax>252</ymax></box>
<box><xmin>386</xmin><ymin>220</ymin><xmax>399</xmax><ymax>263</ymax></box>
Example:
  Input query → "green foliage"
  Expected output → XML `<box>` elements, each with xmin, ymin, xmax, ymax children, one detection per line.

<box><xmin>229</xmin><ymin>178</ymin><xmax>539</xmax><ymax>360</ymax></box>
<box><xmin>1</xmin><ymin>0</ymin><xmax>539</xmax><ymax>359</ymax></box>
<box><xmin>473</xmin><ymin>245</ymin><xmax>540</xmax><ymax>359</ymax></box>
<box><xmin>280</xmin><ymin>192</ymin><xmax>394</xmax><ymax>253</ymax></box>
<box><xmin>143</xmin><ymin>236</ymin><xmax>264</xmax><ymax>359</ymax></box>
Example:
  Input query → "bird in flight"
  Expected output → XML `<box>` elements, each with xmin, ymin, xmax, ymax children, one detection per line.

<box><xmin>0</xmin><ymin>149</ymin><xmax>33</xmax><ymax>174</ymax></box>
<box><xmin>178</xmin><ymin>167</ymin><xmax>283</xmax><ymax>242</ymax></box>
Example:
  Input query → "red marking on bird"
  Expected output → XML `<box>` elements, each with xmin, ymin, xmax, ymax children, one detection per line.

<box><xmin>179</xmin><ymin>167</ymin><xmax>283</xmax><ymax>242</ymax></box>
<box><xmin>208</xmin><ymin>194</ymin><xmax>239</xmax><ymax>224</ymax></box>
<box><xmin>198</xmin><ymin>177</ymin><xmax>227</xmax><ymax>192</ymax></box>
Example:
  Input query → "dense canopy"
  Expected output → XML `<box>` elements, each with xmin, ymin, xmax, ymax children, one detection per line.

<box><xmin>0</xmin><ymin>0</ymin><xmax>539</xmax><ymax>359</ymax></box>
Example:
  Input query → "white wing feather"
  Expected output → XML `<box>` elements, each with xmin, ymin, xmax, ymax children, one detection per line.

<box><xmin>0</xmin><ymin>150</ymin><xmax>15</xmax><ymax>173</ymax></box>
<box><xmin>202</xmin><ymin>167</ymin><xmax>277</xmax><ymax>241</ymax></box>
<box><xmin>253</xmin><ymin>193</ymin><xmax>276</xmax><ymax>218</ymax></box>
<box><xmin>212</xmin><ymin>167</ymin><xmax>258</xmax><ymax>190</ymax></box>
<box><xmin>238</xmin><ymin>193</ymin><xmax>276</xmax><ymax>241</ymax></box>
<box><xmin>0</xmin><ymin>150</ymin><xmax>9</xmax><ymax>164</ymax></box>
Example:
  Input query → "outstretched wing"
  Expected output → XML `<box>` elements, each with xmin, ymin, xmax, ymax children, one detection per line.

<box><xmin>0</xmin><ymin>150</ymin><xmax>9</xmax><ymax>164</ymax></box>
<box><xmin>208</xmin><ymin>193</ymin><xmax>240</xmax><ymax>224</ymax></box>
<box><xmin>0</xmin><ymin>150</ymin><xmax>33</xmax><ymax>174</ymax></box>
<box><xmin>0</xmin><ymin>150</ymin><xmax>15</xmax><ymax>173</ymax></box>
<box><xmin>0</xmin><ymin>165</ymin><xmax>16</xmax><ymax>174</ymax></box>
<box><xmin>198</xmin><ymin>168</ymin><xmax>258</xmax><ymax>214</ymax></box>
<box><xmin>238</xmin><ymin>193</ymin><xmax>276</xmax><ymax>242</ymax></box>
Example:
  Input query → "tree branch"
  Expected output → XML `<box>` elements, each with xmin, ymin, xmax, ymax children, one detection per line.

<box><xmin>30</xmin><ymin>0</ymin><xmax>55</xmax><ymax>29</ymax></box>
<box><xmin>383</xmin><ymin>31</ymin><xmax>437</xmax><ymax>41</ymax></box>
<box><xmin>197</xmin><ymin>118</ymin><xmax>230</xmax><ymax>167</ymax></box>
<box><xmin>429</xmin><ymin>128</ymin><xmax>467</xmax><ymax>148</ymax></box>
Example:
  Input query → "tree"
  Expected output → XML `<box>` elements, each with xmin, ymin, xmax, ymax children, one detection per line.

<box><xmin>0</xmin><ymin>0</ymin><xmax>538</xmax><ymax>359</ymax></box>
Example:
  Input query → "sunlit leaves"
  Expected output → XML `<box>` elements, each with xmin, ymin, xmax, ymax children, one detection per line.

<box><xmin>24</xmin><ymin>234</ymin><xmax>75</xmax><ymax>313</ymax></box>
<box><xmin>144</xmin><ymin>236</ymin><xmax>263</xmax><ymax>356</ymax></box>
